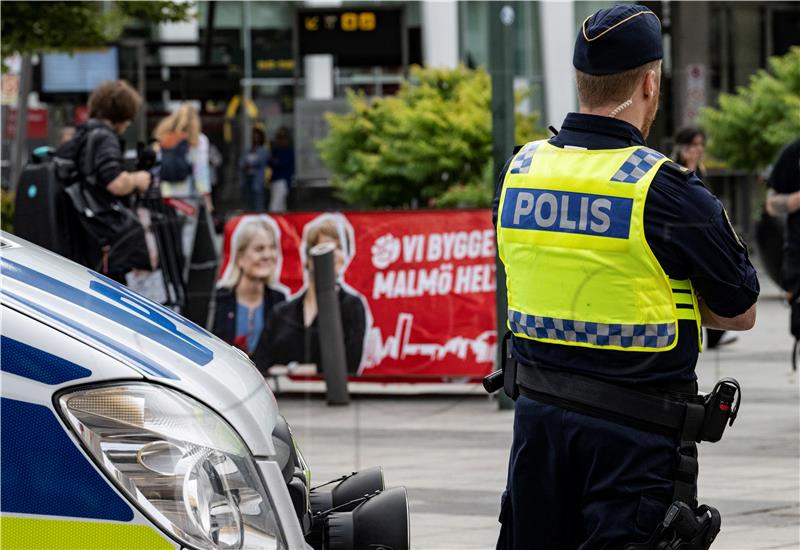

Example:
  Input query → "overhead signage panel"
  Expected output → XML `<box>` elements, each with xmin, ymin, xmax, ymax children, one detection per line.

<box><xmin>298</xmin><ymin>8</ymin><xmax>403</xmax><ymax>67</ymax></box>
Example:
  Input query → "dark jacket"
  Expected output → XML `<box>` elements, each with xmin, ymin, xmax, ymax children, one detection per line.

<box><xmin>768</xmin><ymin>138</ymin><xmax>800</xmax><ymax>290</ymax></box>
<box><xmin>267</xmin><ymin>145</ymin><xmax>295</xmax><ymax>184</ymax></box>
<box><xmin>57</xmin><ymin>119</ymin><xmax>124</xmax><ymax>195</ymax></box>
<box><xmin>258</xmin><ymin>288</ymin><xmax>366</xmax><ymax>375</ymax></box>
<box><xmin>212</xmin><ymin>286</ymin><xmax>286</xmax><ymax>367</ymax></box>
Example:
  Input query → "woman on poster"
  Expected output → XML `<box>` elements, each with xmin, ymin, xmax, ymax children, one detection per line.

<box><xmin>213</xmin><ymin>215</ymin><xmax>288</xmax><ymax>362</ymax></box>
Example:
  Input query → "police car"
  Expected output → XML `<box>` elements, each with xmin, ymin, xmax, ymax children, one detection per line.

<box><xmin>0</xmin><ymin>232</ymin><xmax>408</xmax><ymax>550</ymax></box>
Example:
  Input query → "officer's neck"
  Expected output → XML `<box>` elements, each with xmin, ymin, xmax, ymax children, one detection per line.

<box><xmin>578</xmin><ymin>102</ymin><xmax>646</xmax><ymax>135</ymax></box>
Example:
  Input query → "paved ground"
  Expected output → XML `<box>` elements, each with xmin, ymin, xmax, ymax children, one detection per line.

<box><xmin>276</xmin><ymin>291</ymin><xmax>799</xmax><ymax>549</ymax></box>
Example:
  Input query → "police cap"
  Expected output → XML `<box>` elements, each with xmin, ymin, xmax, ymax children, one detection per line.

<box><xmin>573</xmin><ymin>5</ymin><xmax>663</xmax><ymax>76</ymax></box>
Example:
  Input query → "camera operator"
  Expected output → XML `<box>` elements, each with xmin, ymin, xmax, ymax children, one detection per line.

<box><xmin>57</xmin><ymin>80</ymin><xmax>152</xmax><ymax>281</ymax></box>
<box><xmin>68</xmin><ymin>80</ymin><xmax>151</xmax><ymax>197</ymax></box>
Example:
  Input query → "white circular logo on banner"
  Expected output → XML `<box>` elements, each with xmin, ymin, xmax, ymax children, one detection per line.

<box><xmin>500</xmin><ymin>5</ymin><xmax>515</xmax><ymax>26</ymax></box>
<box><xmin>371</xmin><ymin>234</ymin><xmax>401</xmax><ymax>269</ymax></box>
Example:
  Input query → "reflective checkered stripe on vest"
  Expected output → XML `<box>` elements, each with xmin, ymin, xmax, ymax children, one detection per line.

<box><xmin>497</xmin><ymin>141</ymin><xmax>702</xmax><ymax>352</ymax></box>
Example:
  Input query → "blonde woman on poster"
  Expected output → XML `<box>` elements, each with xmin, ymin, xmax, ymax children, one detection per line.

<box><xmin>213</xmin><ymin>215</ymin><xmax>288</xmax><ymax>363</ymax></box>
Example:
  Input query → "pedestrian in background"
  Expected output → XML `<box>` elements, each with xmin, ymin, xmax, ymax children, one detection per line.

<box><xmin>267</xmin><ymin>126</ymin><xmax>295</xmax><ymax>212</ymax></box>
<box><xmin>766</xmin><ymin>138</ymin><xmax>800</xmax><ymax>291</ymax></box>
<box><xmin>63</xmin><ymin>81</ymin><xmax>151</xmax><ymax>200</ymax></box>
<box><xmin>671</xmin><ymin>126</ymin><xmax>705</xmax><ymax>176</ymax></box>
<box><xmin>240</xmin><ymin>126</ymin><xmax>269</xmax><ymax>211</ymax></box>
<box><xmin>672</xmin><ymin>126</ymin><xmax>737</xmax><ymax>349</ymax></box>
<box><xmin>153</xmin><ymin>103</ymin><xmax>213</xmax><ymax>212</ymax></box>
<box><xmin>152</xmin><ymin>103</ymin><xmax>214</xmax><ymax>270</ymax></box>
<box><xmin>766</xmin><ymin>138</ymin><xmax>800</xmax><ymax>340</ymax></box>
<box><xmin>494</xmin><ymin>6</ymin><xmax>758</xmax><ymax>548</ymax></box>
<box><xmin>56</xmin><ymin>80</ymin><xmax>152</xmax><ymax>281</ymax></box>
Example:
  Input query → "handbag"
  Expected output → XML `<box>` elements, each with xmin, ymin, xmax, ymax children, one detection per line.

<box><xmin>64</xmin><ymin>127</ymin><xmax>151</xmax><ymax>274</ymax></box>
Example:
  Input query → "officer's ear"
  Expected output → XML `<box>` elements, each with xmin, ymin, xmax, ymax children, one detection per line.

<box><xmin>642</xmin><ymin>61</ymin><xmax>662</xmax><ymax>99</ymax></box>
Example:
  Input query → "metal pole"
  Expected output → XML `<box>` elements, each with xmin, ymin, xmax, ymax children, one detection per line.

<box><xmin>490</xmin><ymin>4</ymin><xmax>516</xmax><ymax>411</ymax></box>
<box><xmin>400</xmin><ymin>4</ymin><xmax>409</xmax><ymax>77</ymax></box>
<box><xmin>119</xmin><ymin>39</ymin><xmax>147</xmax><ymax>143</ymax></box>
<box><xmin>10</xmin><ymin>55</ymin><xmax>33</xmax><ymax>192</ymax></box>
<box><xmin>136</xmin><ymin>40</ymin><xmax>147</xmax><ymax>143</ymax></box>
<box><xmin>241</xmin><ymin>1</ymin><xmax>253</xmax><ymax>152</ymax></box>
<box><xmin>311</xmin><ymin>242</ymin><xmax>350</xmax><ymax>405</ymax></box>
<box><xmin>202</xmin><ymin>1</ymin><xmax>217</xmax><ymax>66</ymax></box>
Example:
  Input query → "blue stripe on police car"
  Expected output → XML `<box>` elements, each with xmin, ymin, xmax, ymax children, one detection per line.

<box><xmin>1</xmin><ymin>397</ymin><xmax>134</xmax><ymax>521</ymax></box>
<box><xmin>501</xmin><ymin>188</ymin><xmax>633</xmax><ymax>239</ymax></box>
<box><xmin>1</xmin><ymin>336</ymin><xmax>92</xmax><ymax>385</ymax></box>
<box><xmin>0</xmin><ymin>288</ymin><xmax>179</xmax><ymax>379</ymax></box>
<box><xmin>1</xmin><ymin>257</ymin><xmax>212</xmax><ymax>368</ymax></box>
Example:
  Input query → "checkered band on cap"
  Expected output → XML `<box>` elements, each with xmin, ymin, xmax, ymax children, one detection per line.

<box><xmin>508</xmin><ymin>308</ymin><xmax>676</xmax><ymax>349</ymax></box>
<box><xmin>610</xmin><ymin>147</ymin><xmax>665</xmax><ymax>183</ymax></box>
<box><xmin>510</xmin><ymin>141</ymin><xmax>542</xmax><ymax>175</ymax></box>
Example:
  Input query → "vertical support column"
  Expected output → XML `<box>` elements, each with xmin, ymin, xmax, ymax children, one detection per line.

<box><xmin>312</xmin><ymin>242</ymin><xmax>350</xmax><ymax>406</ymax></box>
<box><xmin>135</xmin><ymin>40</ymin><xmax>147</xmax><ymax>144</ymax></box>
<box><xmin>421</xmin><ymin>1</ymin><xmax>459</xmax><ymax>68</ymax></box>
<box><xmin>539</xmin><ymin>1</ymin><xmax>576</xmax><ymax>128</ymax></box>
<box><xmin>10</xmin><ymin>55</ymin><xmax>32</xmax><ymax>192</ymax></box>
<box><xmin>490</xmin><ymin>4</ymin><xmax>516</xmax><ymax>411</ymax></box>
<box><xmin>241</xmin><ymin>1</ymin><xmax>253</xmax><ymax>152</ymax></box>
<box><xmin>672</xmin><ymin>1</ymin><xmax>710</xmax><ymax>127</ymax></box>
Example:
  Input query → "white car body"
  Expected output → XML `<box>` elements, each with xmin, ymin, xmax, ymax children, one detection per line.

<box><xmin>0</xmin><ymin>232</ymin><xmax>307</xmax><ymax>549</ymax></box>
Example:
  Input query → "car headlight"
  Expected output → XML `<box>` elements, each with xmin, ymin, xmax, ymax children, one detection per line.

<box><xmin>58</xmin><ymin>383</ymin><xmax>286</xmax><ymax>550</ymax></box>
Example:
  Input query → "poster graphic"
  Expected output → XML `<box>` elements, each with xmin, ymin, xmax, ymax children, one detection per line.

<box><xmin>219</xmin><ymin>210</ymin><xmax>497</xmax><ymax>380</ymax></box>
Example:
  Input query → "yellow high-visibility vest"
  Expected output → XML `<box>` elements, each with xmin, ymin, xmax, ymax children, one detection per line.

<box><xmin>496</xmin><ymin>141</ymin><xmax>702</xmax><ymax>352</ymax></box>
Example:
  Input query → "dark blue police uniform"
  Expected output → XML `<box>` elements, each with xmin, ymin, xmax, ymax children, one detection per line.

<box><xmin>493</xmin><ymin>6</ymin><xmax>759</xmax><ymax>550</ymax></box>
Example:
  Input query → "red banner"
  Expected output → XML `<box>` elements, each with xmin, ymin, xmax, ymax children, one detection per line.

<box><xmin>4</xmin><ymin>107</ymin><xmax>48</xmax><ymax>140</ymax></box>
<box><xmin>220</xmin><ymin>210</ymin><xmax>497</xmax><ymax>380</ymax></box>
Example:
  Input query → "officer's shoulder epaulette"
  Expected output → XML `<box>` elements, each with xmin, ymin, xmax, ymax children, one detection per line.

<box><xmin>660</xmin><ymin>160</ymin><xmax>692</xmax><ymax>181</ymax></box>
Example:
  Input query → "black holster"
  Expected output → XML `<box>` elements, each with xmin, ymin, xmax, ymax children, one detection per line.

<box><xmin>482</xmin><ymin>331</ymin><xmax>519</xmax><ymax>400</ymax></box>
<box><xmin>623</xmin><ymin>501</ymin><xmax>721</xmax><ymax>550</ymax></box>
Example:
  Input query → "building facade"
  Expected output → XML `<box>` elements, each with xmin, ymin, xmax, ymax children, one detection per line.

<box><xmin>4</xmin><ymin>1</ymin><xmax>798</xmax><ymax>197</ymax></box>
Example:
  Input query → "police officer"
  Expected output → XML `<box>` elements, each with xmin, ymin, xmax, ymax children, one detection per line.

<box><xmin>766</xmin><ymin>139</ymin><xmax>800</xmax><ymax>294</ymax></box>
<box><xmin>766</xmin><ymin>139</ymin><xmax>800</xmax><ymax>344</ymax></box>
<box><xmin>493</xmin><ymin>5</ymin><xmax>759</xmax><ymax>549</ymax></box>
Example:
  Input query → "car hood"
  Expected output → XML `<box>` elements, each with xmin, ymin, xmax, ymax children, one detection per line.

<box><xmin>0</xmin><ymin>232</ymin><xmax>277</xmax><ymax>456</ymax></box>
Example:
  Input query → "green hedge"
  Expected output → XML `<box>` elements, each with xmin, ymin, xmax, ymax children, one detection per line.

<box><xmin>702</xmin><ymin>47</ymin><xmax>800</xmax><ymax>172</ymax></box>
<box><xmin>317</xmin><ymin>65</ymin><xmax>547</xmax><ymax>209</ymax></box>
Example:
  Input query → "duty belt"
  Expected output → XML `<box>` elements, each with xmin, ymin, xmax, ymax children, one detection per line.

<box><xmin>513</xmin><ymin>362</ymin><xmax>740</xmax><ymax>507</ymax></box>
<box><xmin>516</xmin><ymin>364</ymin><xmax>701</xmax><ymax>437</ymax></box>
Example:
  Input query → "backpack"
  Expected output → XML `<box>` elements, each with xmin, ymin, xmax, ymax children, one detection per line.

<box><xmin>62</xmin><ymin>126</ymin><xmax>151</xmax><ymax>275</ymax></box>
<box><xmin>159</xmin><ymin>132</ymin><xmax>193</xmax><ymax>182</ymax></box>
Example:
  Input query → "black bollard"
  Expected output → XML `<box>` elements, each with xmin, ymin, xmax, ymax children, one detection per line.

<box><xmin>311</xmin><ymin>242</ymin><xmax>350</xmax><ymax>405</ymax></box>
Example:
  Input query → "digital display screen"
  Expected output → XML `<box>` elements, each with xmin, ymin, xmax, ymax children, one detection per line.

<box><xmin>41</xmin><ymin>48</ymin><xmax>119</xmax><ymax>93</ymax></box>
<box><xmin>298</xmin><ymin>9</ymin><xmax>403</xmax><ymax>67</ymax></box>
